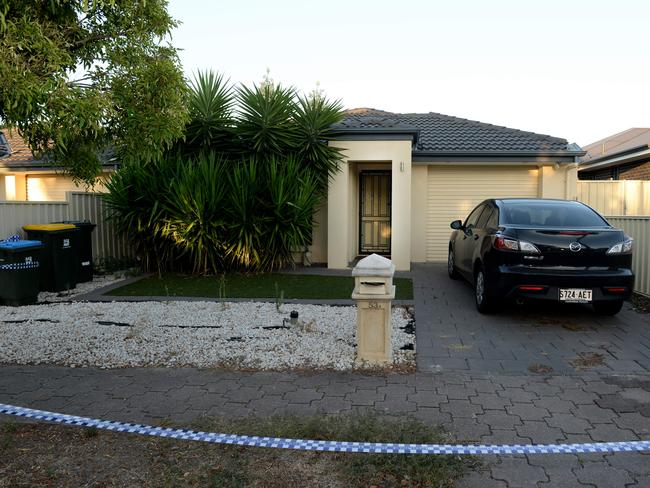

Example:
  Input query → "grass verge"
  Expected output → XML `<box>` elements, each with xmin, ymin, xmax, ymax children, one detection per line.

<box><xmin>0</xmin><ymin>413</ymin><xmax>475</xmax><ymax>487</ymax></box>
<box><xmin>107</xmin><ymin>273</ymin><xmax>414</xmax><ymax>300</ymax></box>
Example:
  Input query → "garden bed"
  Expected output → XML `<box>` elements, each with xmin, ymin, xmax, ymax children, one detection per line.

<box><xmin>106</xmin><ymin>273</ymin><xmax>414</xmax><ymax>300</ymax></box>
<box><xmin>0</xmin><ymin>301</ymin><xmax>415</xmax><ymax>370</ymax></box>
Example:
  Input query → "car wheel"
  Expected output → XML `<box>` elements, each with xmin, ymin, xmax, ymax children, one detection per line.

<box><xmin>593</xmin><ymin>300</ymin><xmax>624</xmax><ymax>316</ymax></box>
<box><xmin>448</xmin><ymin>248</ymin><xmax>460</xmax><ymax>279</ymax></box>
<box><xmin>474</xmin><ymin>266</ymin><xmax>494</xmax><ymax>314</ymax></box>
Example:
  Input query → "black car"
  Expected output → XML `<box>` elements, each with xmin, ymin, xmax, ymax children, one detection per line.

<box><xmin>448</xmin><ymin>198</ymin><xmax>634</xmax><ymax>315</ymax></box>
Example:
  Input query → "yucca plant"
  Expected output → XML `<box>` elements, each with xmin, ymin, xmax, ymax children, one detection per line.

<box><xmin>106</xmin><ymin>70</ymin><xmax>346</xmax><ymax>274</ymax></box>
<box><xmin>160</xmin><ymin>151</ymin><xmax>228</xmax><ymax>274</ymax></box>
<box><xmin>235</xmin><ymin>82</ymin><xmax>299</xmax><ymax>158</ymax></box>
<box><xmin>183</xmin><ymin>71</ymin><xmax>238</xmax><ymax>156</ymax></box>
<box><xmin>222</xmin><ymin>158</ymin><xmax>265</xmax><ymax>270</ymax></box>
<box><xmin>261</xmin><ymin>155</ymin><xmax>320</xmax><ymax>269</ymax></box>
<box><xmin>103</xmin><ymin>158</ymin><xmax>179</xmax><ymax>274</ymax></box>
<box><xmin>293</xmin><ymin>94</ymin><xmax>345</xmax><ymax>191</ymax></box>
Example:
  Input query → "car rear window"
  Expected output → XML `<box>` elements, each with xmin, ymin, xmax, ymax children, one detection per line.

<box><xmin>501</xmin><ymin>202</ymin><xmax>608</xmax><ymax>227</ymax></box>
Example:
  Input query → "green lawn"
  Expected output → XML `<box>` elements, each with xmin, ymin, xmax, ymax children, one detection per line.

<box><xmin>107</xmin><ymin>273</ymin><xmax>413</xmax><ymax>300</ymax></box>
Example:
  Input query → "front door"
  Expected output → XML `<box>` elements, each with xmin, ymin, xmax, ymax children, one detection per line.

<box><xmin>359</xmin><ymin>171</ymin><xmax>391</xmax><ymax>254</ymax></box>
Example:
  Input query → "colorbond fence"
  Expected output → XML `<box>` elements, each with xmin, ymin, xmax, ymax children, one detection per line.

<box><xmin>606</xmin><ymin>216</ymin><xmax>650</xmax><ymax>296</ymax></box>
<box><xmin>577</xmin><ymin>180</ymin><xmax>650</xmax><ymax>216</ymax></box>
<box><xmin>0</xmin><ymin>192</ymin><xmax>131</xmax><ymax>261</ymax></box>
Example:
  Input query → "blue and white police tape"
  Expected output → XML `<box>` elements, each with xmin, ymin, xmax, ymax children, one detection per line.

<box><xmin>1</xmin><ymin>403</ymin><xmax>649</xmax><ymax>455</ymax></box>
<box><xmin>0</xmin><ymin>234</ymin><xmax>21</xmax><ymax>243</ymax></box>
<box><xmin>0</xmin><ymin>261</ymin><xmax>39</xmax><ymax>270</ymax></box>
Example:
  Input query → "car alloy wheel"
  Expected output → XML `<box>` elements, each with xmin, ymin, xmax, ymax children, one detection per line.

<box><xmin>448</xmin><ymin>249</ymin><xmax>459</xmax><ymax>279</ymax></box>
<box><xmin>474</xmin><ymin>267</ymin><xmax>494</xmax><ymax>313</ymax></box>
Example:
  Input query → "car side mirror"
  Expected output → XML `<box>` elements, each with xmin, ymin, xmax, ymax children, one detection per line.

<box><xmin>450</xmin><ymin>220</ymin><xmax>463</xmax><ymax>230</ymax></box>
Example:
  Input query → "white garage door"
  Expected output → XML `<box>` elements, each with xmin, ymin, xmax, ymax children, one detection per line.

<box><xmin>426</xmin><ymin>166</ymin><xmax>540</xmax><ymax>261</ymax></box>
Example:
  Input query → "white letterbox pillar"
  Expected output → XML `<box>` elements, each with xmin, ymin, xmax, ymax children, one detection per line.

<box><xmin>352</xmin><ymin>254</ymin><xmax>396</xmax><ymax>365</ymax></box>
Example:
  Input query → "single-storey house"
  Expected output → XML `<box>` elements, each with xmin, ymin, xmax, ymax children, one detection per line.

<box><xmin>310</xmin><ymin>108</ymin><xmax>584</xmax><ymax>271</ymax></box>
<box><xmin>579</xmin><ymin>128</ymin><xmax>650</xmax><ymax>180</ymax></box>
<box><xmin>0</xmin><ymin>129</ymin><xmax>116</xmax><ymax>201</ymax></box>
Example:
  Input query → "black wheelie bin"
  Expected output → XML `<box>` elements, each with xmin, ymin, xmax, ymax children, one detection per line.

<box><xmin>0</xmin><ymin>236</ymin><xmax>43</xmax><ymax>305</ymax></box>
<box><xmin>22</xmin><ymin>224</ymin><xmax>79</xmax><ymax>292</ymax></box>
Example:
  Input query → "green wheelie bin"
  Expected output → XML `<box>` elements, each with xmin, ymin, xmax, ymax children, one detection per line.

<box><xmin>22</xmin><ymin>224</ymin><xmax>79</xmax><ymax>292</ymax></box>
<box><xmin>54</xmin><ymin>220</ymin><xmax>97</xmax><ymax>283</ymax></box>
<box><xmin>0</xmin><ymin>237</ymin><xmax>43</xmax><ymax>306</ymax></box>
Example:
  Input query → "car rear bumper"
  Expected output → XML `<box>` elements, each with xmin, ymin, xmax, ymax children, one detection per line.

<box><xmin>489</xmin><ymin>265</ymin><xmax>635</xmax><ymax>302</ymax></box>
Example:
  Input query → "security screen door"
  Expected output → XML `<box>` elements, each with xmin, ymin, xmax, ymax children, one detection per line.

<box><xmin>359</xmin><ymin>171</ymin><xmax>391</xmax><ymax>254</ymax></box>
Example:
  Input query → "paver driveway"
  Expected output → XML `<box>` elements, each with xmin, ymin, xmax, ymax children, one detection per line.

<box><xmin>413</xmin><ymin>263</ymin><xmax>650</xmax><ymax>375</ymax></box>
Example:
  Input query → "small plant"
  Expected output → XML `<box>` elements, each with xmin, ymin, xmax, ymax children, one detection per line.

<box><xmin>217</xmin><ymin>274</ymin><xmax>228</xmax><ymax>310</ymax></box>
<box><xmin>274</xmin><ymin>281</ymin><xmax>284</xmax><ymax>312</ymax></box>
<box><xmin>82</xmin><ymin>426</ymin><xmax>98</xmax><ymax>438</ymax></box>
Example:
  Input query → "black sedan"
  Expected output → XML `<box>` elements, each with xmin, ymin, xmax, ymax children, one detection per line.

<box><xmin>448</xmin><ymin>198</ymin><xmax>634</xmax><ymax>315</ymax></box>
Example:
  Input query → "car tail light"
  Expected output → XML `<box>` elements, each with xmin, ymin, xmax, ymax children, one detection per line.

<box><xmin>604</xmin><ymin>287</ymin><xmax>627</xmax><ymax>294</ymax></box>
<box><xmin>494</xmin><ymin>237</ymin><xmax>540</xmax><ymax>254</ymax></box>
<box><xmin>606</xmin><ymin>239</ymin><xmax>633</xmax><ymax>254</ymax></box>
<box><xmin>519</xmin><ymin>285</ymin><xmax>545</xmax><ymax>292</ymax></box>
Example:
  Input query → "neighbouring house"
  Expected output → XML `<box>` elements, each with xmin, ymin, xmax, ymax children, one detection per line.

<box><xmin>579</xmin><ymin>128</ymin><xmax>650</xmax><ymax>181</ymax></box>
<box><xmin>310</xmin><ymin>108</ymin><xmax>584</xmax><ymax>270</ymax></box>
<box><xmin>0</xmin><ymin>128</ymin><xmax>117</xmax><ymax>201</ymax></box>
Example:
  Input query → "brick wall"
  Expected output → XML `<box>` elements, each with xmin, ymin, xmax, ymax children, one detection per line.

<box><xmin>579</xmin><ymin>158</ymin><xmax>650</xmax><ymax>181</ymax></box>
<box><xmin>619</xmin><ymin>160</ymin><xmax>650</xmax><ymax>180</ymax></box>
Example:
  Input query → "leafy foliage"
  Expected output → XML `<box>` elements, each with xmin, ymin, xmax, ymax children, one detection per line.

<box><xmin>183</xmin><ymin>70</ymin><xmax>345</xmax><ymax>192</ymax></box>
<box><xmin>104</xmin><ymin>152</ymin><xmax>321</xmax><ymax>274</ymax></box>
<box><xmin>105</xmin><ymin>70</ymin><xmax>344</xmax><ymax>273</ymax></box>
<box><xmin>0</xmin><ymin>0</ymin><xmax>188</xmax><ymax>184</ymax></box>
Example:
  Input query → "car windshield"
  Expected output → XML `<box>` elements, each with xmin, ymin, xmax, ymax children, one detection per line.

<box><xmin>501</xmin><ymin>202</ymin><xmax>609</xmax><ymax>227</ymax></box>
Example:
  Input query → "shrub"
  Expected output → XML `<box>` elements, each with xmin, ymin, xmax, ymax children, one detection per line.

<box><xmin>105</xmin><ymin>152</ymin><xmax>320</xmax><ymax>274</ymax></box>
<box><xmin>105</xmin><ymin>71</ymin><xmax>343</xmax><ymax>274</ymax></box>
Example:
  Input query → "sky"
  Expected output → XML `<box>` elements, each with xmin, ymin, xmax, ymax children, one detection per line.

<box><xmin>167</xmin><ymin>0</ymin><xmax>650</xmax><ymax>147</ymax></box>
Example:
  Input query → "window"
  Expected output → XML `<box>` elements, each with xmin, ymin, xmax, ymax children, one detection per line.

<box><xmin>486</xmin><ymin>208</ymin><xmax>499</xmax><ymax>229</ymax></box>
<box><xmin>464</xmin><ymin>204</ymin><xmax>486</xmax><ymax>228</ymax></box>
<box><xmin>476</xmin><ymin>206</ymin><xmax>495</xmax><ymax>229</ymax></box>
<box><xmin>501</xmin><ymin>202</ymin><xmax>608</xmax><ymax>227</ymax></box>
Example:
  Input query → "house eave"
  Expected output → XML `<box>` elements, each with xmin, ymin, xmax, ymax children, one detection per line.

<box><xmin>579</xmin><ymin>145</ymin><xmax>650</xmax><ymax>171</ymax></box>
<box><xmin>412</xmin><ymin>150</ymin><xmax>583</xmax><ymax>164</ymax></box>
<box><xmin>330</xmin><ymin>127</ymin><xmax>419</xmax><ymax>145</ymax></box>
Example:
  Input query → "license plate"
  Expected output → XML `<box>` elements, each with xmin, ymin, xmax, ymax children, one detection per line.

<box><xmin>559</xmin><ymin>289</ymin><xmax>592</xmax><ymax>302</ymax></box>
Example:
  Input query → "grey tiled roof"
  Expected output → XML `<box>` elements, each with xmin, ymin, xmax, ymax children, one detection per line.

<box><xmin>334</xmin><ymin>108</ymin><xmax>579</xmax><ymax>155</ymax></box>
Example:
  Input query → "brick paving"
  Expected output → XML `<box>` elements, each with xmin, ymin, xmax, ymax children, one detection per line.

<box><xmin>1</xmin><ymin>365</ymin><xmax>649</xmax><ymax>487</ymax></box>
<box><xmin>1</xmin><ymin>263</ymin><xmax>649</xmax><ymax>486</ymax></box>
<box><xmin>413</xmin><ymin>263</ymin><xmax>650</xmax><ymax>375</ymax></box>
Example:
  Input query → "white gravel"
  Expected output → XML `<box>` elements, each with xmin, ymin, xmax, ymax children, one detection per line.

<box><xmin>0</xmin><ymin>301</ymin><xmax>416</xmax><ymax>370</ymax></box>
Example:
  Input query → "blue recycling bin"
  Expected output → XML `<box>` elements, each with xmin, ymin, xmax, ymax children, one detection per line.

<box><xmin>0</xmin><ymin>238</ymin><xmax>43</xmax><ymax>306</ymax></box>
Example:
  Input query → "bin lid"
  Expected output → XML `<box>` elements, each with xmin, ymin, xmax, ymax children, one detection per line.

<box><xmin>0</xmin><ymin>239</ymin><xmax>42</xmax><ymax>250</ymax></box>
<box><xmin>23</xmin><ymin>224</ymin><xmax>77</xmax><ymax>232</ymax></box>
<box><xmin>54</xmin><ymin>220</ymin><xmax>97</xmax><ymax>229</ymax></box>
